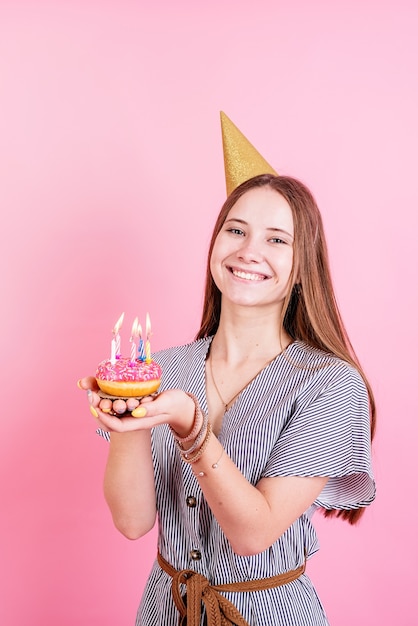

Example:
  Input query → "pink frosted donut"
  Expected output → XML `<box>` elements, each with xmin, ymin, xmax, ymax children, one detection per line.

<box><xmin>96</xmin><ymin>357</ymin><xmax>162</xmax><ymax>397</ymax></box>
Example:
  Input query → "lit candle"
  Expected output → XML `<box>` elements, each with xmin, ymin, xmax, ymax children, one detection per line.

<box><xmin>110</xmin><ymin>337</ymin><xmax>116</xmax><ymax>365</ymax></box>
<box><xmin>137</xmin><ymin>323</ymin><xmax>145</xmax><ymax>361</ymax></box>
<box><xmin>112</xmin><ymin>312</ymin><xmax>125</xmax><ymax>362</ymax></box>
<box><xmin>145</xmin><ymin>312</ymin><xmax>152</xmax><ymax>364</ymax></box>
<box><xmin>130</xmin><ymin>317</ymin><xmax>139</xmax><ymax>363</ymax></box>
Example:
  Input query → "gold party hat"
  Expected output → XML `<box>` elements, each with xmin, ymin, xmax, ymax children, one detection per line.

<box><xmin>220</xmin><ymin>111</ymin><xmax>277</xmax><ymax>196</ymax></box>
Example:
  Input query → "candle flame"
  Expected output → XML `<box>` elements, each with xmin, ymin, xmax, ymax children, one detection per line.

<box><xmin>145</xmin><ymin>312</ymin><xmax>151</xmax><ymax>339</ymax></box>
<box><xmin>130</xmin><ymin>316</ymin><xmax>139</xmax><ymax>338</ymax></box>
<box><xmin>113</xmin><ymin>312</ymin><xmax>125</xmax><ymax>334</ymax></box>
<box><xmin>137</xmin><ymin>322</ymin><xmax>143</xmax><ymax>339</ymax></box>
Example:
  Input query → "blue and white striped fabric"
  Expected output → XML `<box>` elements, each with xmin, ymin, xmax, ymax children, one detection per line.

<box><xmin>100</xmin><ymin>336</ymin><xmax>375</xmax><ymax>625</ymax></box>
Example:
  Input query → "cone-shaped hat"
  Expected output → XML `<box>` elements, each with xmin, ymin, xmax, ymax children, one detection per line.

<box><xmin>220</xmin><ymin>111</ymin><xmax>277</xmax><ymax>196</ymax></box>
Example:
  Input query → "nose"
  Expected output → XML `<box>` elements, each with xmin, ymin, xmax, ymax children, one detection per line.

<box><xmin>237</xmin><ymin>238</ymin><xmax>263</xmax><ymax>264</ymax></box>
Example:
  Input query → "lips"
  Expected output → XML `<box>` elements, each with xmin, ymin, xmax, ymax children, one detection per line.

<box><xmin>229</xmin><ymin>267</ymin><xmax>268</xmax><ymax>281</ymax></box>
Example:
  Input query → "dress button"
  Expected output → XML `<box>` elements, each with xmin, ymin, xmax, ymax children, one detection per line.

<box><xmin>190</xmin><ymin>549</ymin><xmax>202</xmax><ymax>561</ymax></box>
<box><xmin>186</xmin><ymin>496</ymin><xmax>197</xmax><ymax>508</ymax></box>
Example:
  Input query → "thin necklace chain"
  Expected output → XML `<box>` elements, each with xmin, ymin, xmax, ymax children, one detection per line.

<box><xmin>209</xmin><ymin>355</ymin><xmax>238</xmax><ymax>412</ymax></box>
<box><xmin>208</xmin><ymin>352</ymin><xmax>279</xmax><ymax>413</ymax></box>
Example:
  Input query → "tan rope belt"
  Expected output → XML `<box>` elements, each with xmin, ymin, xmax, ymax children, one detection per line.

<box><xmin>157</xmin><ymin>551</ymin><xmax>306</xmax><ymax>626</ymax></box>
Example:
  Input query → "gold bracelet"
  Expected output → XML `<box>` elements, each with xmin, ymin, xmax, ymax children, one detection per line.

<box><xmin>211</xmin><ymin>446</ymin><xmax>224</xmax><ymax>469</ymax></box>
<box><xmin>194</xmin><ymin>447</ymin><xmax>224</xmax><ymax>478</ymax></box>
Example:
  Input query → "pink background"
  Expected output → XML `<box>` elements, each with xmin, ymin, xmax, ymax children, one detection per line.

<box><xmin>1</xmin><ymin>1</ymin><xmax>416</xmax><ymax>624</ymax></box>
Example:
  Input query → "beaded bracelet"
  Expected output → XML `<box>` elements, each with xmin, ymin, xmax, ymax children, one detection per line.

<box><xmin>181</xmin><ymin>422</ymin><xmax>213</xmax><ymax>464</ymax></box>
<box><xmin>175</xmin><ymin>411</ymin><xmax>209</xmax><ymax>457</ymax></box>
<box><xmin>169</xmin><ymin>393</ymin><xmax>204</xmax><ymax>443</ymax></box>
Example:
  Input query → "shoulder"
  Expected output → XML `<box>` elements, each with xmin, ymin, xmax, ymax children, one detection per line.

<box><xmin>152</xmin><ymin>336</ymin><xmax>212</xmax><ymax>392</ymax></box>
<box><xmin>153</xmin><ymin>336</ymin><xmax>212</xmax><ymax>368</ymax></box>
<box><xmin>287</xmin><ymin>341</ymin><xmax>367</xmax><ymax>395</ymax></box>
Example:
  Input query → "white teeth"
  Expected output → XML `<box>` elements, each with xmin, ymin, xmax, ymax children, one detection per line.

<box><xmin>232</xmin><ymin>269</ymin><xmax>265</xmax><ymax>281</ymax></box>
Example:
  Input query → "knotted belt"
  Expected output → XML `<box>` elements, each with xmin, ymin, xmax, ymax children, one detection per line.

<box><xmin>157</xmin><ymin>551</ymin><xmax>306</xmax><ymax>626</ymax></box>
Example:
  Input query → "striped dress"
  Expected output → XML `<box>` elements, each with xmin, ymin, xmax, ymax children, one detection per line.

<box><xmin>101</xmin><ymin>336</ymin><xmax>376</xmax><ymax>625</ymax></box>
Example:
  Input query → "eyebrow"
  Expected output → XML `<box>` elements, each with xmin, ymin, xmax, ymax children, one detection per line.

<box><xmin>224</xmin><ymin>217</ymin><xmax>294</xmax><ymax>239</ymax></box>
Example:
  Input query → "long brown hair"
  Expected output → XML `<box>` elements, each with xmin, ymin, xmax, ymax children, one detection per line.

<box><xmin>197</xmin><ymin>174</ymin><xmax>375</xmax><ymax>524</ymax></box>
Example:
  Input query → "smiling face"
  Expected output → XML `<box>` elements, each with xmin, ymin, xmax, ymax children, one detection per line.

<box><xmin>209</xmin><ymin>186</ymin><xmax>295</xmax><ymax>314</ymax></box>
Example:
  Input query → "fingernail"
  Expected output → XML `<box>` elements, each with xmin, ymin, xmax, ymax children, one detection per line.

<box><xmin>89</xmin><ymin>405</ymin><xmax>99</xmax><ymax>418</ymax></box>
<box><xmin>131</xmin><ymin>406</ymin><xmax>147</xmax><ymax>418</ymax></box>
<box><xmin>99</xmin><ymin>399</ymin><xmax>113</xmax><ymax>413</ymax></box>
<box><xmin>77</xmin><ymin>379</ymin><xmax>83</xmax><ymax>389</ymax></box>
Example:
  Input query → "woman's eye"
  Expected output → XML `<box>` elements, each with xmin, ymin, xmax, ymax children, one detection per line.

<box><xmin>269</xmin><ymin>237</ymin><xmax>286</xmax><ymax>244</ymax></box>
<box><xmin>227</xmin><ymin>228</ymin><xmax>244</xmax><ymax>236</ymax></box>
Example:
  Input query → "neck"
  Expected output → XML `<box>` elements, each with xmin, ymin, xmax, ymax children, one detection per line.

<box><xmin>210</xmin><ymin>306</ymin><xmax>291</xmax><ymax>365</ymax></box>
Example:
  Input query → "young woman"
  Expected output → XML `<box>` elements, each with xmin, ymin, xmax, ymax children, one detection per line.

<box><xmin>81</xmin><ymin>174</ymin><xmax>375</xmax><ymax>626</ymax></box>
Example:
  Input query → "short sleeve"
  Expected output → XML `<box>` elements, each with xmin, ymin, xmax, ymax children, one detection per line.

<box><xmin>262</xmin><ymin>363</ymin><xmax>375</xmax><ymax>510</ymax></box>
<box><xmin>96</xmin><ymin>428</ymin><xmax>110</xmax><ymax>442</ymax></box>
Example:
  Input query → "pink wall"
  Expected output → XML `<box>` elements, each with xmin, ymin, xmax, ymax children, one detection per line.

<box><xmin>1</xmin><ymin>1</ymin><xmax>416</xmax><ymax>624</ymax></box>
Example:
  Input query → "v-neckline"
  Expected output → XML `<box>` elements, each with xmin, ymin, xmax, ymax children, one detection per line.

<box><xmin>201</xmin><ymin>336</ymin><xmax>294</xmax><ymax>437</ymax></box>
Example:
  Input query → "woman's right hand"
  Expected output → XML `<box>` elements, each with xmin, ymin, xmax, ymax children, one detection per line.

<box><xmin>77</xmin><ymin>376</ymin><xmax>145</xmax><ymax>432</ymax></box>
<box><xmin>78</xmin><ymin>376</ymin><xmax>145</xmax><ymax>417</ymax></box>
<box><xmin>77</xmin><ymin>377</ymin><xmax>196</xmax><ymax>437</ymax></box>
